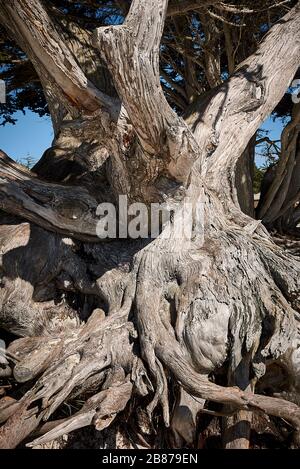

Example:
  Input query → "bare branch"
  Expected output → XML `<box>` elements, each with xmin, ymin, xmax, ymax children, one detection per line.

<box><xmin>167</xmin><ymin>0</ymin><xmax>219</xmax><ymax>17</ymax></box>
<box><xmin>0</xmin><ymin>151</ymin><xmax>101</xmax><ymax>242</ymax></box>
<box><xmin>187</xmin><ymin>3</ymin><xmax>300</xmax><ymax>182</ymax></box>
<box><xmin>0</xmin><ymin>0</ymin><xmax>115</xmax><ymax>114</ymax></box>
<box><xmin>258</xmin><ymin>104</ymin><xmax>300</xmax><ymax>221</ymax></box>
<box><xmin>93</xmin><ymin>0</ymin><xmax>202</xmax><ymax>185</ymax></box>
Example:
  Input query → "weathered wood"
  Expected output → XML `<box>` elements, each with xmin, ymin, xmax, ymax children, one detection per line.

<box><xmin>0</xmin><ymin>0</ymin><xmax>300</xmax><ymax>451</ymax></box>
<box><xmin>0</xmin><ymin>150</ymin><xmax>101</xmax><ymax>241</ymax></box>
<box><xmin>257</xmin><ymin>104</ymin><xmax>300</xmax><ymax>234</ymax></box>
<box><xmin>0</xmin><ymin>0</ymin><xmax>115</xmax><ymax>114</ymax></box>
<box><xmin>93</xmin><ymin>0</ymin><xmax>202</xmax><ymax>191</ymax></box>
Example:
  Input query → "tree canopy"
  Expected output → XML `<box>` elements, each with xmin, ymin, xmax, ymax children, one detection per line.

<box><xmin>1</xmin><ymin>0</ymin><xmax>297</xmax><ymax>125</ymax></box>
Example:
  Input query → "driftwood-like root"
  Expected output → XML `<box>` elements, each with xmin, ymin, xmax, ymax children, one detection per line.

<box><xmin>0</xmin><ymin>0</ymin><xmax>300</xmax><ymax>452</ymax></box>
<box><xmin>0</xmin><ymin>222</ymin><xmax>300</xmax><ymax>449</ymax></box>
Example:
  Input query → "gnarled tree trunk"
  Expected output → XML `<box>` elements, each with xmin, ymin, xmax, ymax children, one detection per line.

<box><xmin>1</xmin><ymin>0</ymin><xmax>300</xmax><ymax>450</ymax></box>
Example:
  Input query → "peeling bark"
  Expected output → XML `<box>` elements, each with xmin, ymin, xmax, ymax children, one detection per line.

<box><xmin>0</xmin><ymin>0</ymin><xmax>300</xmax><ymax>450</ymax></box>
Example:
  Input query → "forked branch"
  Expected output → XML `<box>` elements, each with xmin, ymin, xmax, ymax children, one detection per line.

<box><xmin>187</xmin><ymin>2</ymin><xmax>300</xmax><ymax>183</ymax></box>
<box><xmin>93</xmin><ymin>0</ymin><xmax>202</xmax><ymax>185</ymax></box>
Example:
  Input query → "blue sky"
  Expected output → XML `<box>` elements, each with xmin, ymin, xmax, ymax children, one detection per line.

<box><xmin>0</xmin><ymin>108</ymin><xmax>284</xmax><ymax>168</ymax></box>
<box><xmin>256</xmin><ymin>116</ymin><xmax>284</xmax><ymax>167</ymax></box>
<box><xmin>0</xmin><ymin>110</ymin><xmax>53</xmax><ymax>165</ymax></box>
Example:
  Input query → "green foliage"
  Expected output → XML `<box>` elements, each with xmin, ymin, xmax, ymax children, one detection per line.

<box><xmin>0</xmin><ymin>1</ymin><xmax>124</xmax><ymax>125</ymax></box>
<box><xmin>0</xmin><ymin>27</ymin><xmax>48</xmax><ymax>125</ymax></box>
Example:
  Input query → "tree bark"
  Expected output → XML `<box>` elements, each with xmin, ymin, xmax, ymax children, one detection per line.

<box><xmin>1</xmin><ymin>0</ymin><xmax>300</xmax><ymax>450</ymax></box>
<box><xmin>257</xmin><ymin>106</ymin><xmax>300</xmax><ymax>235</ymax></box>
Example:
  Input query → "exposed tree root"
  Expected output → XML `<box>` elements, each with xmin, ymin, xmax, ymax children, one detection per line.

<box><xmin>0</xmin><ymin>220</ymin><xmax>300</xmax><ymax>448</ymax></box>
<box><xmin>1</xmin><ymin>0</ymin><xmax>300</xmax><ymax>449</ymax></box>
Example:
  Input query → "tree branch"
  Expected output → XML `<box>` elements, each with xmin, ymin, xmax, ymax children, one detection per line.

<box><xmin>0</xmin><ymin>151</ymin><xmax>101</xmax><ymax>242</ymax></box>
<box><xmin>258</xmin><ymin>103</ymin><xmax>300</xmax><ymax>221</ymax></box>
<box><xmin>93</xmin><ymin>0</ymin><xmax>202</xmax><ymax>185</ymax></box>
<box><xmin>186</xmin><ymin>3</ymin><xmax>300</xmax><ymax>190</ymax></box>
<box><xmin>167</xmin><ymin>0</ymin><xmax>219</xmax><ymax>17</ymax></box>
<box><xmin>0</xmin><ymin>0</ymin><xmax>115</xmax><ymax>114</ymax></box>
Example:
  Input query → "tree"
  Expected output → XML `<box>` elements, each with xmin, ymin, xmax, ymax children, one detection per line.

<box><xmin>256</xmin><ymin>93</ymin><xmax>300</xmax><ymax>235</ymax></box>
<box><xmin>0</xmin><ymin>0</ymin><xmax>300</xmax><ymax>450</ymax></box>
